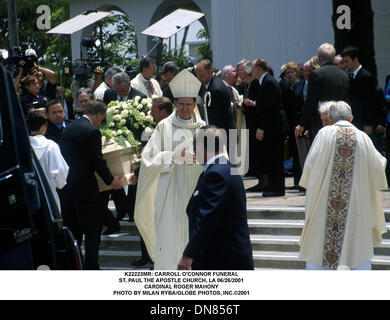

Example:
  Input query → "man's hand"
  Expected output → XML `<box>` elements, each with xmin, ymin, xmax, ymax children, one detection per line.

<box><xmin>111</xmin><ymin>176</ymin><xmax>124</xmax><ymax>190</ymax></box>
<box><xmin>295</xmin><ymin>125</ymin><xmax>304</xmax><ymax>137</ymax></box>
<box><xmin>129</xmin><ymin>172</ymin><xmax>138</xmax><ymax>186</ymax></box>
<box><xmin>256</xmin><ymin>129</ymin><xmax>264</xmax><ymax>141</ymax></box>
<box><xmin>243</xmin><ymin>98</ymin><xmax>256</xmax><ymax>107</ymax></box>
<box><xmin>178</xmin><ymin>256</ymin><xmax>193</xmax><ymax>270</ymax></box>
<box><xmin>174</xmin><ymin>148</ymin><xmax>196</xmax><ymax>164</ymax></box>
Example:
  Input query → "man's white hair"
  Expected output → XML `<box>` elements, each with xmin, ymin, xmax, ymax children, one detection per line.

<box><xmin>327</xmin><ymin>101</ymin><xmax>353</xmax><ymax>122</ymax></box>
<box><xmin>318</xmin><ymin>101</ymin><xmax>335</xmax><ymax>115</ymax></box>
<box><xmin>318</xmin><ymin>43</ymin><xmax>336</xmax><ymax>63</ymax></box>
<box><xmin>220</xmin><ymin>65</ymin><xmax>234</xmax><ymax>79</ymax></box>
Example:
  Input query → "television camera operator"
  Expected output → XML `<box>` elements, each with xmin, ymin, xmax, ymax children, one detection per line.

<box><xmin>67</xmin><ymin>37</ymin><xmax>104</xmax><ymax>114</ymax></box>
<box><xmin>10</xmin><ymin>48</ymin><xmax>56</xmax><ymax>98</ymax></box>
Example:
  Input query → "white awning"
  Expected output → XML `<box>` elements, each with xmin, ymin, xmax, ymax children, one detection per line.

<box><xmin>46</xmin><ymin>11</ymin><xmax>112</xmax><ymax>35</ymax></box>
<box><xmin>141</xmin><ymin>9</ymin><xmax>205</xmax><ymax>39</ymax></box>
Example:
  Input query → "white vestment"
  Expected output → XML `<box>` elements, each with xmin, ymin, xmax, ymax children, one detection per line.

<box><xmin>298</xmin><ymin>121</ymin><xmax>387</xmax><ymax>269</ymax></box>
<box><xmin>134</xmin><ymin>111</ymin><xmax>205</xmax><ymax>269</ymax></box>
<box><xmin>94</xmin><ymin>81</ymin><xmax>110</xmax><ymax>101</ymax></box>
<box><xmin>30</xmin><ymin>135</ymin><xmax>69</xmax><ymax>212</ymax></box>
<box><xmin>131</xmin><ymin>73</ymin><xmax>162</xmax><ymax>98</ymax></box>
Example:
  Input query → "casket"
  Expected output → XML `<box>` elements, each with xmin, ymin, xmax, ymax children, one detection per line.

<box><xmin>95</xmin><ymin>137</ymin><xmax>138</xmax><ymax>192</ymax></box>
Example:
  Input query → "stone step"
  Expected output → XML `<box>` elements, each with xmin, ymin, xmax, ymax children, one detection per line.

<box><xmin>247</xmin><ymin>207</ymin><xmax>305</xmax><ymax>220</ymax></box>
<box><xmin>252</xmin><ymin>251</ymin><xmax>390</xmax><ymax>270</ymax></box>
<box><xmin>247</xmin><ymin>206</ymin><xmax>390</xmax><ymax>221</ymax></box>
<box><xmin>95</xmin><ymin>206</ymin><xmax>390</xmax><ymax>270</ymax></box>
<box><xmin>97</xmin><ymin>249</ymin><xmax>149</xmax><ymax>268</ymax></box>
<box><xmin>248</xmin><ymin>219</ymin><xmax>304</xmax><ymax>236</ymax></box>
<box><xmin>100</xmin><ymin>233</ymin><xmax>141</xmax><ymax>251</ymax></box>
<box><xmin>115</xmin><ymin>221</ymin><xmax>139</xmax><ymax>234</ymax></box>
<box><xmin>250</xmin><ymin>235</ymin><xmax>300</xmax><ymax>252</ymax></box>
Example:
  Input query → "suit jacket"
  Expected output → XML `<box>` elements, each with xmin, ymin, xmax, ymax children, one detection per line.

<box><xmin>103</xmin><ymin>87</ymin><xmax>146</xmax><ymax>105</ymax></box>
<box><xmin>350</xmin><ymin>67</ymin><xmax>378</xmax><ymax>129</ymax></box>
<box><xmin>63</xmin><ymin>95</ymin><xmax>74</xmax><ymax>120</ymax></box>
<box><xmin>60</xmin><ymin>116</ymin><xmax>113</xmax><ymax>202</ymax></box>
<box><xmin>205</xmin><ymin>75</ymin><xmax>235</xmax><ymax>131</ymax></box>
<box><xmin>183</xmin><ymin>156</ymin><xmax>254</xmax><ymax>270</ymax></box>
<box><xmin>300</xmin><ymin>62</ymin><xmax>350</xmax><ymax>139</ymax></box>
<box><xmin>255</xmin><ymin>73</ymin><xmax>283</xmax><ymax>137</ymax></box>
<box><xmin>45</xmin><ymin>119</ymin><xmax>72</xmax><ymax>145</ymax></box>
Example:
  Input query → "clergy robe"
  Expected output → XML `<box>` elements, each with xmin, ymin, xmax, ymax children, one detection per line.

<box><xmin>134</xmin><ymin>111</ymin><xmax>205</xmax><ymax>269</ymax></box>
<box><xmin>29</xmin><ymin>135</ymin><xmax>69</xmax><ymax>212</ymax></box>
<box><xmin>298</xmin><ymin>120</ymin><xmax>387</xmax><ymax>269</ymax></box>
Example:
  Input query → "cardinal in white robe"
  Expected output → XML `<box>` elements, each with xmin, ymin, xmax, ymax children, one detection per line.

<box><xmin>134</xmin><ymin>69</ymin><xmax>206</xmax><ymax>269</ymax></box>
<box><xmin>298</xmin><ymin>101</ymin><xmax>387</xmax><ymax>270</ymax></box>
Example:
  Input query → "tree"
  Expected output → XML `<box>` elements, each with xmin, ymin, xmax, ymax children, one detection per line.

<box><xmin>159</xmin><ymin>44</ymin><xmax>192</xmax><ymax>71</ymax></box>
<box><xmin>96</xmin><ymin>11</ymin><xmax>138</xmax><ymax>71</ymax></box>
<box><xmin>332</xmin><ymin>0</ymin><xmax>377</xmax><ymax>81</ymax></box>
<box><xmin>0</xmin><ymin>0</ymin><xmax>71</xmax><ymax>62</ymax></box>
<box><xmin>195</xmin><ymin>28</ymin><xmax>212</xmax><ymax>62</ymax></box>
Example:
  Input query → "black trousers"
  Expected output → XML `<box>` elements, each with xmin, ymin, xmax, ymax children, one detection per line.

<box><xmin>256</xmin><ymin>135</ymin><xmax>285</xmax><ymax>194</ymax></box>
<box><xmin>60</xmin><ymin>188</ymin><xmax>103</xmax><ymax>270</ymax></box>
<box><xmin>100</xmin><ymin>188</ymin><xmax>130</xmax><ymax>224</ymax></box>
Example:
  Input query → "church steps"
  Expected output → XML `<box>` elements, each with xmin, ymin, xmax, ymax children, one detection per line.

<box><xmin>93</xmin><ymin>205</ymin><xmax>390</xmax><ymax>270</ymax></box>
<box><xmin>100</xmin><ymin>234</ymin><xmax>141</xmax><ymax>251</ymax></box>
<box><xmin>248</xmin><ymin>219</ymin><xmax>304</xmax><ymax>236</ymax></box>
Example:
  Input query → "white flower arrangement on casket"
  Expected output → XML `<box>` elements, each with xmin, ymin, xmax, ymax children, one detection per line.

<box><xmin>99</xmin><ymin>96</ymin><xmax>156</xmax><ymax>151</ymax></box>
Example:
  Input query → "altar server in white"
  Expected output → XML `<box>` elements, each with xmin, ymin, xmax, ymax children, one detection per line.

<box><xmin>134</xmin><ymin>69</ymin><xmax>206</xmax><ymax>269</ymax></box>
<box><xmin>299</xmin><ymin>101</ymin><xmax>387</xmax><ymax>270</ymax></box>
<box><xmin>27</xmin><ymin>111</ymin><xmax>69</xmax><ymax>212</ymax></box>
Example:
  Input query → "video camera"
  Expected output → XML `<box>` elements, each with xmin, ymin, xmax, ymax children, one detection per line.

<box><xmin>63</xmin><ymin>37</ymin><xmax>101</xmax><ymax>87</ymax></box>
<box><xmin>0</xmin><ymin>43</ymin><xmax>38</xmax><ymax>71</ymax></box>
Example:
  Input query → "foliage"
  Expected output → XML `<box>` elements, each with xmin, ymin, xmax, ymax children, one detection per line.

<box><xmin>97</xmin><ymin>12</ymin><xmax>139</xmax><ymax>71</ymax></box>
<box><xmin>1</xmin><ymin>2</ymin><xmax>139</xmax><ymax>87</ymax></box>
<box><xmin>195</xmin><ymin>28</ymin><xmax>212</xmax><ymax>62</ymax></box>
<box><xmin>159</xmin><ymin>44</ymin><xmax>193</xmax><ymax>70</ymax></box>
<box><xmin>332</xmin><ymin>0</ymin><xmax>377</xmax><ymax>80</ymax></box>
<box><xmin>100</xmin><ymin>96</ymin><xmax>156</xmax><ymax>150</ymax></box>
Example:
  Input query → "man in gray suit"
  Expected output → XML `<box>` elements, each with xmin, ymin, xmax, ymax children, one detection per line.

<box><xmin>295</xmin><ymin>43</ymin><xmax>350</xmax><ymax>142</ymax></box>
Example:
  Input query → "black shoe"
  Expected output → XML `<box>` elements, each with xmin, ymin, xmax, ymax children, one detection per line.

<box><xmin>246</xmin><ymin>184</ymin><xmax>264</xmax><ymax>192</ymax></box>
<box><xmin>102</xmin><ymin>224</ymin><xmax>121</xmax><ymax>235</ymax></box>
<box><xmin>132</xmin><ymin>257</ymin><xmax>152</xmax><ymax>267</ymax></box>
<box><xmin>262</xmin><ymin>191</ymin><xmax>285</xmax><ymax>197</ymax></box>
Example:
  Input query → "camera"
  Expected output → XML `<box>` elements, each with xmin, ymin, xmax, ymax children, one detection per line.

<box><xmin>63</xmin><ymin>37</ymin><xmax>101</xmax><ymax>87</ymax></box>
<box><xmin>0</xmin><ymin>43</ymin><xmax>38</xmax><ymax>71</ymax></box>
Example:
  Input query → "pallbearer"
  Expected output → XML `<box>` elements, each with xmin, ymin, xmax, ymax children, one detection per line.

<box><xmin>134</xmin><ymin>69</ymin><xmax>206</xmax><ymax>270</ymax></box>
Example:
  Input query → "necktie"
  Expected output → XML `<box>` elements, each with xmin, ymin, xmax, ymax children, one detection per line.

<box><xmin>228</xmin><ymin>86</ymin><xmax>234</xmax><ymax>103</ymax></box>
<box><xmin>303</xmin><ymin>80</ymin><xmax>308</xmax><ymax>101</ymax></box>
<box><xmin>144</xmin><ymin>80</ymin><xmax>155</xmax><ymax>97</ymax></box>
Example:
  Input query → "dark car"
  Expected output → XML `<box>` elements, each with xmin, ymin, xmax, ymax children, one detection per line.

<box><xmin>0</xmin><ymin>64</ymin><xmax>83</xmax><ymax>270</ymax></box>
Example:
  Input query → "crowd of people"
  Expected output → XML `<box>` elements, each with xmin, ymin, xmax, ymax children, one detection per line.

<box><xmin>15</xmin><ymin>40</ymin><xmax>390</xmax><ymax>270</ymax></box>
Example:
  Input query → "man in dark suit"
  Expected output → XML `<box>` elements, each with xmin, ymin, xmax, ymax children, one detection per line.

<box><xmin>103</xmin><ymin>72</ymin><xmax>146</xmax><ymax>105</ymax></box>
<box><xmin>178</xmin><ymin>126</ymin><xmax>254</xmax><ymax>270</ymax></box>
<box><xmin>45</xmin><ymin>99</ymin><xmax>71</xmax><ymax>145</ymax></box>
<box><xmin>57</xmin><ymin>86</ymin><xmax>74</xmax><ymax>120</ymax></box>
<box><xmin>60</xmin><ymin>100</ymin><xmax>123</xmax><ymax>269</ymax></box>
<box><xmin>101</xmin><ymin>71</ymin><xmax>146</xmax><ymax>235</ymax></box>
<box><xmin>195</xmin><ymin>60</ymin><xmax>235</xmax><ymax>133</ymax></box>
<box><xmin>342</xmin><ymin>46</ymin><xmax>378</xmax><ymax>136</ymax></box>
<box><xmin>249</xmin><ymin>59</ymin><xmax>285</xmax><ymax>197</ymax></box>
<box><xmin>295</xmin><ymin>43</ymin><xmax>350</xmax><ymax>142</ymax></box>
